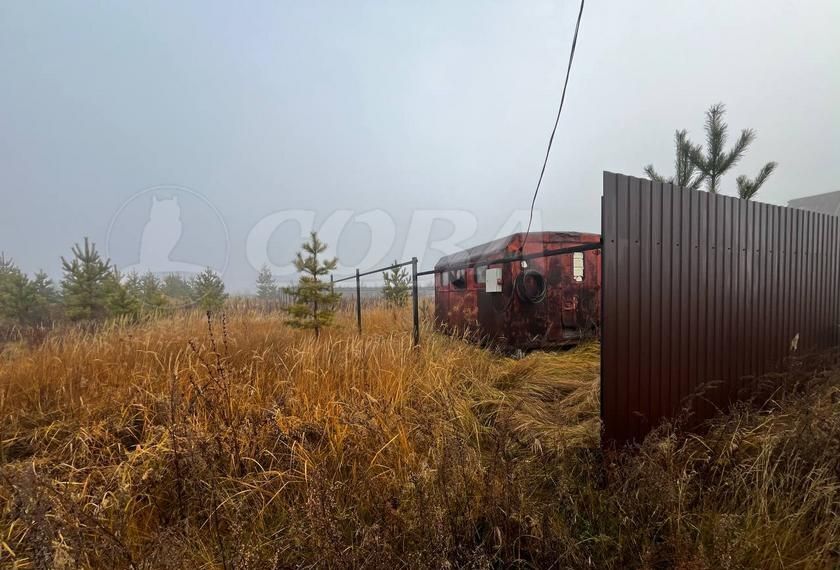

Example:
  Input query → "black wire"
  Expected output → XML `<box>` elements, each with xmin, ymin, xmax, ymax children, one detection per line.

<box><xmin>520</xmin><ymin>0</ymin><xmax>586</xmax><ymax>255</ymax></box>
<box><xmin>515</xmin><ymin>269</ymin><xmax>548</xmax><ymax>304</ymax></box>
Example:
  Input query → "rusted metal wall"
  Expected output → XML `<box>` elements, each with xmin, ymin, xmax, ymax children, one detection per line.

<box><xmin>434</xmin><ymin>232</ymin><xmax>601</xmax><ymax>350</ymax></box>
<box><xmin>601</xmin><ymin>172</ymin><xmax>840</xmax><ymax>444</ymax></box>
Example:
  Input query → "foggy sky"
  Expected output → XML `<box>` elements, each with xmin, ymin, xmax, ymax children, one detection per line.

<box><xmin>2</xmin><ymin>1</ymin><xmax>838</xmax><ymax>291</ymax></box>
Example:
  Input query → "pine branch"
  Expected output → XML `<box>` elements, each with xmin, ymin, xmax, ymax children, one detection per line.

<box><xmin>752</xmin><ymin>161</ymin><xmax>777</xmax><ymax>188</ymax></box>
<box><xmin>736</xmin><ymin>161</ymin><xmax>777</xmax><ymax>201</ymax></box>
<box><xmin>643</xmin><ymin>164</ymin><xmax>665</xmax><ymax>183</ymax></box>
<box><xmin>704</xmin><ymin>103</ymin><xmax>727</xmax><ymax>166</ymax></box>
<box><xmin>721</xmin><ymin>128</ymin><xmax>755</xmax><ymax>173</ymax></box>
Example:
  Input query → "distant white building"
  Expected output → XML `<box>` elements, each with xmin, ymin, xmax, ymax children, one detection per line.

<box><xmin>788</xmin><ymin>191</ymin><xmax>840</xmax><ymax>216</ymax></box>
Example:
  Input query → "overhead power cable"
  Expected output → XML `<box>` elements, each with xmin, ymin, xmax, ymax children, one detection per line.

<box><xmin>520</xmin><ymin>0</ymin><xmax>586</xmax><ymax>256</ymax></box>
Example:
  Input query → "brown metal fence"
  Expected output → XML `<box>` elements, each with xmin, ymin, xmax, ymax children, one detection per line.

<box><xmin>601</xmin><ymin>172</ymin><xmax>840</xmax><ymax>444</ymax></box>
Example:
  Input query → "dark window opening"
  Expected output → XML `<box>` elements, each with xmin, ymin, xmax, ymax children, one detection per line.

<box><xmin>449</xmin><ymin>269</ymin><xmax>466</xmax><ymax>289</ymax></box>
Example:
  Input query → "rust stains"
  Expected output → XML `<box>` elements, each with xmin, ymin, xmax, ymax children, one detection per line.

<box><xmin>434</xmin><ymin>232</ymin><xmax>601</xmax><ymax>351</ymax></box>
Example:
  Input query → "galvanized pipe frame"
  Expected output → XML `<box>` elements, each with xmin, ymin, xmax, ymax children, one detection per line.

<box><xmin>331</xmin><ymin>259</ymin><xmax>415</xmax><ymax>284</ymax></box>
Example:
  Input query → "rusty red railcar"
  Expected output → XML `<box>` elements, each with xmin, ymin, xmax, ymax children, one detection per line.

<box><xmin>434</xmin><ymin>231</ymin><xmax>601</xmax><ymax>351</ymax></box>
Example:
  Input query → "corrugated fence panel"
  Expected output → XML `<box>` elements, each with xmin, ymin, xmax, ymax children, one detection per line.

<box><xmin>601</xmin><ymin>172</ymin><xmax>840</xmax><ymax>444</ymax></box>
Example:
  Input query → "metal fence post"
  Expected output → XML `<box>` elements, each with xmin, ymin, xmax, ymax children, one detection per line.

<box><xmin>411</xmin><ymin>257</ymin><xmax>420</xmax><ymax>347</ymax></box>
<box><xmin>355</xmin><ymin>268</ymin><xmax>362</xmax><ymax>334</ymax></box>
<box><xmin>330</xmin><ymin>274</ymin><xmax>334</xmax><ymax>294</ymax></box>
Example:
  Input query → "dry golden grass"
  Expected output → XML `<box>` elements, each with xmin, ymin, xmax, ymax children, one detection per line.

<box><xmin>0</xmin><ymin>306</ymin><xmax>838</xmax><ymax>569</ymax></box>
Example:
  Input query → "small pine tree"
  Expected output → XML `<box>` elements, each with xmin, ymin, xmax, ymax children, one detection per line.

<box><xmin>0</xmin><ymin>253</ymin><xmax>20</xmax><ymax>321</ymax></box>
<box><xmin>104</xmin><ymin>269</ymin><xmax>141</xmax><ymax>320</ymax></box>
<box><xmin>382</xmin><ymin>261</ymin><xmax>411</xmax><ymax>307</ymax></box>
<box><xmin>31</xmin><ymin>270</ymin><xmax>59</xmax><ymax>324</ymax></box>
<box><xmin>0</xmin><ymin>266</ymin><xmax>36</xmax><ymax>324</ymax></box>
<box><xmin>61</xmin><ymin>238</ymin><xmax>112</xmax><ymax>321</ymax></box>
<box><xmin>0</xmin><ymin>259</ymin><xmax>59</xmax><ymax>325</ymax></box>
<box><xmin>690</xmin><ymin>103</ymin><xmax>756</xmax><ymax>194</ymax></box>
<box><xmin>190</xmin><ymin>268</ymin><xmax>228</xmax><ymax>312</ymax></box>
<box><xmin>162</xmin><ymin>273</ymin><xmax>194</xmax><ymax>302</ymax></box>
<box><xmin>124</xmin><ymin>271</ymin><xmax>143</xmax><ymax>298</ymax></box>
<box><xmin>285</xmin><ymin>232</ymin><xmax>340</xmax><ymax>337</ymax></box>
<box><xmin>140</xmin><ymin>272</ymin><xmax>168</xmax><ymax>312</ymax></box>
<box><xmin>256</xmin><ymin>264</ymin><xmax>279</xmax><ymax>301</ymax></box>
<box><xmin>0</xmin><ymin>253</ymin><xmax>18</xmax><ymax>308</ymax></box>
<box><xmin>645</xmin><ymin>103</ymin><xmax>777</xmax><ymax>200</ymax></box>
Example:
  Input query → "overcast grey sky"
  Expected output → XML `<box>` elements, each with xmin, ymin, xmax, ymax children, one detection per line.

<box><xmin>2</xmin><ymin>1</ymin><xmax>838</xmax><ymax>291</ymax></box>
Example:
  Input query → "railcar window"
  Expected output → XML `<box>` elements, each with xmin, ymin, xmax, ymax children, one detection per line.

<box><xmin>475</xmin><ymin>265</ymin><xmax>487</xmax><ymax>285</ymax></box>
<box><xmin>449</xmin><ymin>269</ymin><xmax>466</xmax><ymax>289</ymax></box>
<box><xmin>573</xmin><ymin>252</ymin><xmax>584</xmax><ymax>282</ymax></box>
<box><xmin>441</xmin><ymin>271</ymin><xmax>449</xmax><ymax>287</ymax></box>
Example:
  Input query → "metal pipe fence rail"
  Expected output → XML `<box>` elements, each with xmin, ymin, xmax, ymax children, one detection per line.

<box><xmin>330</xmin><ymin>242</ymin><xmax>603</xmax><ymax>347</ymax></box>
<box><xmin>331</xmin><ymin>258</ymin><xmax>421</xmax><ymax>346</ymax></box>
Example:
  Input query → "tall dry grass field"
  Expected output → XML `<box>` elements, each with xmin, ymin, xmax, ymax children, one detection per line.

<box><xmin>1</xmin><ymin>306</ymin><xmax>838</xmax><ymax>568</ymax></box>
